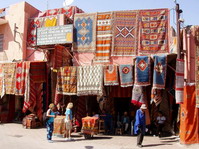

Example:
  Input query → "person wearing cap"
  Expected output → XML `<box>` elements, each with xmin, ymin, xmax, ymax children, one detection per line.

<box><xmin>134</xmin><ymin>104</ymin><xmax>147</xmax><ymax>148</ymax></box>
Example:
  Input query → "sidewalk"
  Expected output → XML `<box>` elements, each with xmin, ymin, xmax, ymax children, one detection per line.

<box><xmin>0</xmin><ymin>123</ymin><xmax>198</xmax><ymax>149</ymax></box>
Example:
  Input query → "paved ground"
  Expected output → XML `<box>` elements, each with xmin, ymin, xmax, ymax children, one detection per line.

<box><xmin>0</xmin><ymin>123</ymin><xmax>198</xmax><ymax>149</ymax></box>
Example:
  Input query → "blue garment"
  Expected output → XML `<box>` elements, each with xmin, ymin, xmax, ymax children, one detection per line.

<box><xmin>47</xmin><ymin>110</ymin><xmax>56</xmax><ymax>123</ymax></box>
<box><xmin>46</xmin><ymin>121</ymin><xmax>53</xmax><ymax>140</ymax></box>
<box><xmin>134</xmin><ymin>109</ymin><xmax>146</xmax><ymax>135</ymax></box>
<box><xmin>65</xmin><ymin>109</ymin><xmax>72</xmax><ymax>121</ymax></box>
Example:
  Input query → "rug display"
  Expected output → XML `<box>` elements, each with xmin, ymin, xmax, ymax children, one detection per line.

<box><xmin>93</xmin><ymin>12</ymin><xmax>113</xmax><ymax>63</ymax></box>
<box><xmin>53</xmin><ymin>45</ymin><xmax>71</xmax><ymax>69</ymax></box>
<box><xmin>131</xmin><ymin>85</ymin><xmax>146</xmax><ymax>106</ymax></box>
<box><xmin>175</xmin><ymin>59</ymin><xmax>184</xmax><ymax>104</ymax></box>
<box><xmin>0</xmin><ymin>64</ymin><xmax>5</xmax><ymax>98</ymax></box>
<box><xmin>119</xmin><ymin>64</ymin><xmax>133</xmax><ymax>87</ymax></box>
<box><xmin>30</xmin><ymin>62</ymin><xmax>46</xmax><ymax>83</ymax></box>
<box><xmin>15</xmin><ymin>62</ymin><xmax>30</xmax><ymax>95</ymax></box>
<box><xmin>81</xmin><ymin>116</ymin><xmax>99</xmax><ymax>134</ymax></box>
<box><xmin>135</xmin><ymin>56</ymin><xmax>151</xmax><ymax>86</ymax></box>
<box><xmin>3</xmin><ymin>63</ymin><xmax>16</xmax><ymax>94</ymax></box>
<box><xmin>77</xmin><ymin>65</ymin><xmax>103</xmax><ymax>96</ymax></box>
<box><xmin>180</xmin><ymin>85</ymin><xmax>199</xmax><ymax>144</ymax></box>
<box><xmin>152</xmin><ymin>55</ymin><xmax>167</xmax><ymax>89</ymax></box>
<box><xmin>112</xmin><ymin>11</ymin><xmax>138</xmax><ymax>56</ymax></box>
<box><xmin>73</xmin><ymin>13</ymin><xmax>97</xmax><ymax>53</ymax></box>
<box><xmin>104</xmin><ymin>65</ymin><xmax>119</xmax><ymax>86</ymax></box>
<box><xmin>151</xmin><ymin>88</ymin><xmax>163</xmax><ymax>106</ymax></box>
<box><xmin>139</xmin><ymin>9</ymin><xmax>169</xmax><ymax>55</ymax></box>
<box><xmin>56</xmin><ymin>66</ymin><xmax>77</xmax><ymax>95</ymax></box>
<box><xmin>53</xmin><ymin>116</ymin><xmax>66</xmax><ymax>137</ymax></box>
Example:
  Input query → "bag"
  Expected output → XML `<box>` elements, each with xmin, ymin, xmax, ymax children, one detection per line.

<box><xmin>43</xmin><ymin>112</ymin><xmax>49</xmax><ymax>124</ymax></box>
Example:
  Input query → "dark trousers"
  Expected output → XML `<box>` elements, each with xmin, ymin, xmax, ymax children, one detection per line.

<box><xmin>46</xmin><ymin>121</ymin><xmax>54</xmax><ymax>140</ymax></box>
<box><xmin>137</xmin><ymin>128</ymin><xmax>144</xmax><ymax>145</ymax></box>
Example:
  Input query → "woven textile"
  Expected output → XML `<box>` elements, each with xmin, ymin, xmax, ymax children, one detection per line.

<box><xmin>73</xmin><ymin>13</ymin><xmax>97</xmax><ymax>53</ymax></box>
<box><xmin>77</xmin><ymin>65</ymin><xmax>103</xmax><ymax>96</ymax></box>
<box><xmin>139</xmin><ymin>9</ymin><xmax>169</xmax><ymax>55</ymax></box>
<box><xmin>175</xmin><ymin>59</ymin><xmax>184</xmax><ymax>104</ymax></box>
<box><xmin>30</xmin><ymin>62</ymin><xmax>46</xmax><ymax>83</ymax></box>
<box><xmin>3</xmin><ymin>63</ymin><xmax>16</xmax><ymax>94</ymax></box>
<box><xmin>131</xmin><ymin>85</ymin><xmax>146</xmax><ymax>106</ymax></box>
<box><xmin>112</xmin><ymin>11</ymin><xmax>138</xmax><ymax>56</ymax></box>
<box><xmin>94</xmin><ymin>12</ymin><xmax>113</xmax><ymax>63</ymax></box>
<box><xmin>180</xmin><ymin>85</ymin><xmax>199</xmax><ymax>144</ymax></box>
<box><xmin>195</xmin><ymin>29</ymin><xmax>199</xmax><ymax>108</ymax></box>
<box><xmin>44</xmin><ymin>16</ymin><xmax>57</xmax><ymax>27</ymax></box>
<box><xmin>135</xmin><ymin>56</ymin><xmax>151</xmax><ymax>86</ymax></box>
<box><xmin>104</xmin><ymin>65</ymin><xmax>119</xmax><ymax>86</ymax></box>
<box><xmin>56</xmin><ymin>66</ymin><xmax>77</xmax><ymax>95</ymax></box>
<box><xmin>15</xmin><ymin>62</ymin><xmax>30</xmax><ymax>95</ymax></box>
<box><xmin>53</xmin><ymin>45</ymin><xmax>71</xmax><ymax>69</ymax></box>
<box><xmin>119</xmin><ymin>65</ymin><xmax>133</xmax><ymax>87</ymax></box>
<box><xmin>81</xmin><ymin>116</ymin><xmax>99</xmax><ymax>134</ymax></box>
<box><xmin>53</xmin><ymin>116</ymin><xmax>66</xmax><ymax>136</ymax></box>
<box><xmin>152</xmin><ymin>55</ymin><xmax>167</xmax><ymax>89</ymax></box>
<box><xmin>151</xmin><ymin>88</ymin><xmax>163</xmax><ymax>106</ymax></box>
<box><xmin>0</xmin><ymin>64</ymin><xmax>5</xmax><ymax>98</ymax></box>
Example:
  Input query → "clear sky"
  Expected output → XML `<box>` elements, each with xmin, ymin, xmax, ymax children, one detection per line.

<box><xmin>1</xmin><ymin>0</ymin><xmax>199</xmax><ymax>26</ymax></box>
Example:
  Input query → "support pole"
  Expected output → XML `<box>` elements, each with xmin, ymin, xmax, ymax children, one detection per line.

<box><xmin>176</xmin><ymin>3</ymin><xmax>182</xmax><ymax>59</ymax></box>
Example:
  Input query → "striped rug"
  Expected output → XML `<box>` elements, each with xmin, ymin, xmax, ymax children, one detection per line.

<box><xmin>94</xmin><ymin>12</ymin><xmax>113</xmax><ymax>63</ymax></box>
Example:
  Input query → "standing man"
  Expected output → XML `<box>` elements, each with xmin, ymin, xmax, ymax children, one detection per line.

<box><xmin>156</xmin><ymin>111</ymin><xmax>166</xmax><ymax>137</ymax></box>
<box><xmin>134</xmin><ymin>104</ymin><xmax>147</xmax><ymax>148</ymax></box>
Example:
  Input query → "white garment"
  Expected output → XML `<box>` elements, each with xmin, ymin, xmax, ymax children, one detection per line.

<box><xmin>157</xmin><ymin>116</ymin><xmax>166</xmax><ymax>124</ymax></box>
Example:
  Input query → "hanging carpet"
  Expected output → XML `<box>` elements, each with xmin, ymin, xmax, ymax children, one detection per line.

<box><xmin>104</xmin><ymin>65</ymin><xmax>119</xmax><ymax>86</ymax></box>
<box><xmin>119</xmin><ymin>64</ymin><xmax>133</xmax><ymax>87</ymax></box>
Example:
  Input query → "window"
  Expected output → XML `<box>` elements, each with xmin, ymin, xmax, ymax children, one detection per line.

<box><xmin>0</xmin><ymin>34</ymin><xmax>4</xmax><ymax>51</ymax></box>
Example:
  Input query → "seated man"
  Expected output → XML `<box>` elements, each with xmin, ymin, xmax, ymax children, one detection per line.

<box><xmin>121</xmin><ymin>111</ymin><xmax>130</xmax><ymax>134</ymax></box>
<box><xmin>156</xmin><ymin>111</ymin><xmax>166</xmax><ymax>137</ymax></box>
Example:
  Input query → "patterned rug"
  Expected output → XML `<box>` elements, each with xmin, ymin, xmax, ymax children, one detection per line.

<box><xmin>15</xmin><ymin>62</ymin><xmax>30</xmax><ymax>95</ymax></box>
<box><xmin>3</xmin><ymin>63</ymin><xmax>16</xmax><ymax>94</ymax></box>
<box><xmin>104</xmin><ymin>65</ymin><xmax>119</xmax><ymax>86</ymax></box>
<box><xmin>53</xmin><ymin>45</ymin><xmax>71</xmax><ymax>69</ymax></box>
<box><xmin>139</xmin><ymin>9</ymin><xmax>169</xmax><ymax>55</ymax></box>
<box><xmin>73</xmin><ymin>13</ymin><xmax>97</xmax><ymax>53</ymax></box>
<box><xmin>119</xmin><ymin>64</ymin><xmax>133</xmax><ymax>87</ymax></box>
<box><xmin>93</xmin><ymin>12</ymin><xmax>113</xmax><ymax>63</ymax></box>
<box><xmin>131</xmin><ymin>85</ymin><xmax>146</xmax><ymax>106</ymax></box>
<box><xmin>112</xmin><ymin>11</ymin><xmax>138</xmax><ymax>56</ymax></box>
<box><xmin>175</xmin><ymin>59</ymin><xmax>184</xmax><ymax>104</ymax></box>
<box><xmin>151</xmin><ymin>88</ymin><xmax>163</xmax><ymax>106</ymax></box>
<box><xmin>0</xmin><ymin>64</ymin><xmax>5</xmax><ymax>98</ymax></box>
<box><xmin>56</xmin><ymin>66</ymin><xmax>77</xmax><ymax>95</ymax></box>
<box><xmin>135</xmin><ymin>56</ymin><xmax>151</xmax><ymax>86</ymax></box>
<box><xmin>30</xmin><ymin>62</ymin><xmax>46</xmax><ymax>83</ymax></box>
<box><xmin>81</xmin><ymin>116</ymin><xmax>99</xmax><ymax>134</ymax></box>
<box><xmin>152</xmin><ymin>55</ymin><xmax>167</xmax><ymax>89</ymax></box>
<box><xmin>77</xmin><ymin>65</ymin><xmax>103</xmax><ymax>96</ymax></box>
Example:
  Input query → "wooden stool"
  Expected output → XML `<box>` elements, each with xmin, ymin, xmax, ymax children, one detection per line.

<box><xmin>115</xmin><ymin>128</ymin><xmax>122</xmax><ymax>135</ymax></box>
<box><xmin>98</xmin><ymin>119</ymin><xmax>105</xmax><ymax>133</ymax></box>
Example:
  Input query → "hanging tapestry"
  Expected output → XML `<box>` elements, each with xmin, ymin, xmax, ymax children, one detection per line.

<box><xmin>53</xmin><ymin>45</ymin><xmax>71</xmax><ymax>69</ymax></box>
<box><xmin>56</xmin><ymin>66</ymin><xmax>77</xmax><ymax>95</ymax></box>
<box><xmin>175</xmin><ymin>59</ymin><xmax>184</xmax><ymax>104</ymax></box>
<box><xmin>104</xmin><ymin>65</ymin><xmax>119</xmax><ymax>86</ymax></box>
<box><xmin>77</xmin><ymin>65</ymin><xmax>103</xmax><ymax>96</ymax></box>
<box><xmin>27</xmin><ymin>17</ymin><xmax>44</xmax><ymax>47</ymax></box>
<box><xmin>3</xmin><ymin>63</ymin><xmax>16</xmax><ymax>94</ymax></box>
<box><xmin>180</xmin><ymin>85</ymin><xmax>199</xmax><ymax>144</ymax></box>
<box><xmin>0</xmin><ymin>64</ymin><xmax>5</xmax><ymax>98</ymax></box>
<box><xmin>73</xmin><ymin>13</ymin><xmax>97</xmax><ymax>53</ymax></box>
<box><xmin>131</xmin><ymin>85</ymin><xmax>146</xmax><ymax>106</ymax></box>
<box><xmin>30</xmin><ymin>62</ymin><xmax>46</xmax><ymax>83</ymax></box>
<box><xmin>195</xmin><ymin>27</ymin><xmax>199</xmax><ymax>108</ymax></box>
<box><xmin>135</xmin><ymin>56</ymin><xmax>151</xmax><ymax>86</ymax></box>
<box><xmin>93</xmin><ymin>12</ymin><xmax>113</xmax><ymax>63</ymax></box>
<box><xmin>112</xmin><ymin>11</ymin><xmax>138</xmax><ymax>56</ymax></box>
<box><xmin>15</xmin><ymin>62</ymin><xmax>30</xmax><ymax>95</ymax></box>
<box><xmin>119</xmin><ymin>64</ymin><xmax>133</xmax><ymax>87</ymax></box>
<box><xmin>139</xmin><ymin>9</ymin><xmax>169</xmax><ymax>55</ymax></box>
<box><xmin>151</xmin><ymin>88</ymin><xmax>163</xmax><ymax>106</ymax></box>
<box><xmin>44</xmin><ymin>16</ymin><xmax>57</xmax><ymax>27</ymax></box>
<box><xmin>152</xmin><ymin>55</ymin><xmax>167</xmax><ymax>89</ymax></box>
